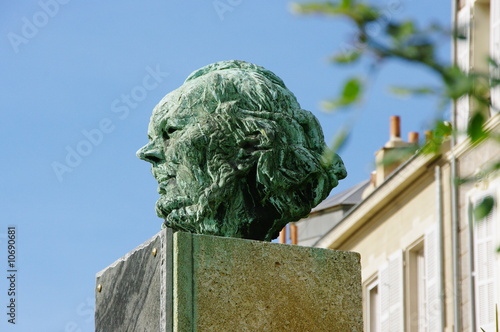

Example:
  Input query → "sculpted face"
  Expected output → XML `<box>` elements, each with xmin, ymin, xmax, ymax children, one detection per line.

<box><xmin>137</xmin><ymin>88</ymin><xmax>216</xmax><ymax>231</ymax></box>
<box><xmin>137</xmin><ymin>60</ymin><xmax>347</xmax><ymax>241</ymax></box>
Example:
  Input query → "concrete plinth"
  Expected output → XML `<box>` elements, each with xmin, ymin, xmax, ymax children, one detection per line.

<box><xmin>95</xmin><ymin>229</ymin><xmax>362</xmax><ymax>331</ymax></box>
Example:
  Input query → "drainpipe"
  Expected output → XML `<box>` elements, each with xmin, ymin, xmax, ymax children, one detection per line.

<box><xmin>436</xmin><ymin>166</ymin><xmax>446</xmax><ymax>332</ymax></box>
<box><xmin>451</xmin><ymin>129</ymin><xmax>462</xmax><ymax>332</ymax></box>
<box><xmin>468</xmin><ymin>200</ymin><xmax>477</xmax><ymax>331</ymax></box>
<box><xmin>451</xmin><ymin>0</ymin><xmax>462</xmax><ymax>331</ymax></box>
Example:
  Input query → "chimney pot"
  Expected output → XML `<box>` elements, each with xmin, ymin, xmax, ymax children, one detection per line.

<box><xmin>390</xmin><ymin>116</ymin><xmax>401</xmax><ymax>138</ymax></box>
<box><xmin>290</xmin><ymin>224</ymin><xmax>298</xmax><ymax>245</ymax></box>
<box><xmin>408</xmin><ymin>132</ymin><xmax>419</xmax><ymax>144</ymax></box>
<box><xmin>279</xmin><ymin>226</ymin><xmax>287</xmax><ymax>244</ymax></box>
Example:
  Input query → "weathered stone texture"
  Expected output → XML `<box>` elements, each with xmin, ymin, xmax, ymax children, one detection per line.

<box><xmin>95</xmin><ymin>233</ymin><xmax>162</xmax><ymax>332</ymax></box>
<box><xmin>96</xmin><ymin>229</ymin><xmax>362</xmax><ymax>332</ymax></box>
<box><xmin>179</xmin><ymin>232</ymin><xmax>362</xmax><ymax>331</ymax></box>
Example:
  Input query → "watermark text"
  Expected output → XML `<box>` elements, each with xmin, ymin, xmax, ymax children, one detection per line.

<box><xmin>6</xmin><ymin>226</ymin><xmax>17</xmax><ymax>324</ymax></box>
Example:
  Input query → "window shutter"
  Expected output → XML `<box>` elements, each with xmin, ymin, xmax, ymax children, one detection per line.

<box><xmin>473</xmin><ymin>194</ymin><xmax>497</xmax><ymax>331</ymax></box>
<box><xmin>456</xmin><ymin>6</ymin><xmax>471</xmax><ymax>142</ymax></box>
<box><xmin>379</xmin><ymin>250</ymin><xmax>404</xmax><ymax>332</ymax></box>
<box><xmin>379</xmin><ymin>260</ymin><xmax>390</xmax><ymax>331</ymax></box>
<box><xmin>456</xmin><ymin>96</ymin><xmax>470</xmax><ymax>142</ymax></box>
<box><xmin>425</xmin><ymin>223</ymin><xmax>442</xmax><ymax>331</ymax></box>
<box><xmin>491</xmin><ymin>0</ymin><xmax>500</xmax><ymax>111</ymax></box>
<box><xmin>457</xmin><ymin>5</ymin><xmax>471</xmax><ymax>73</ymax></box>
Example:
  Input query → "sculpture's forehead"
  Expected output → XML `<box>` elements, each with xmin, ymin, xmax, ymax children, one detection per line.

<box><xmin>148</xmin><ymin>86</ymin><xmax>202</xmax><ymax>135</ymax></box>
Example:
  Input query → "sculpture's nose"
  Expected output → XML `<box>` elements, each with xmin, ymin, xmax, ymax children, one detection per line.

<box><xmin>136</xmin><ymin>142</ymin><xmax>164</xmax><ymax>165</ymax></box>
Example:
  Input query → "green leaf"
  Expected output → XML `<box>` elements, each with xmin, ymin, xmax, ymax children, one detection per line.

<box><xmin>322</xmin><ymin>78</ymin><xmax>363</xmax><ymax>110</ymax></box>
<box><xmin>488</xmin><ymin>57</ymin><xmax>499</xmax><ymax>68</ymax></box>
<box><xmin>491</xmin><ymin>78</ymin><xmax>500</xmax><ymax>89</ymax></box>
<box><xmin>434</xmin><ymin>120</ymin><xmax>452</xmax><ymax>138</ymax></box>
<box><xmin>386</xmin><ymin>21</ymin><xmax>415</xmax><ymax>41</ymax></box>
<box><xmin>330</xmin><ymin>127</ymin><xmax>350</xmax><ymax>153</ymax></box>
<box><xmin>420</xmin><ymin>138</ymin><xmax>440</xmax><ymax>155</ymax></box>
<box><xmin>457</xmin><ymin>161</ymin><xmax>500</xmax><ymax>185</ymax></box>
<box><xmin>290</xmin><ymin>2</ymin><xmax>345</xmax><ymax>16</ymax></box>
<box><xmin>291</xmin><ymin>1</ymin><xmax>379</xmax><ymax>25</ymax></box>
<box><xmin>332</xmin><ymin>50</ymin><xmax>361</xmax><ymax>64</ymax></box>
<box><xmin>353</xmin><ymin>3</ymin><xmax>379</xmax><ymax>23</ymax></box>
<box><xmin>389</xmin><ymin>86</ymin><xmax>436</xmax><ymax>96</ymax></box>
<box><xmin>340</xmin><ymin>0</ymin><xmax>353</xmax><ymax>9</ymax></box>
<box><xmin>400</xmin><ymin>21</ymin><xmax>415</xmax><ymax>35</ymax></box>
<box><xmin>343</xmin><ymin>78</ymin><xmax>361</xmax><ymax>100</ymax></box>
<box><xmin>399</xmin><ymin>42</ymin><xmax>435</xmax><ymax>62</ymax></box>
<box><xmin>474</xmin><ymin>196</ymin><xmax>495</xmax><ymax>221</ymax></box>
<box><xmin>322</xmin><ymin>127</ymin><xmax>350</xmax><ymax>167</ymax></box>
<box><xmin>386</xmin><ymin>23</ymin><xmax>399</xmax><ymax>37</ymax></box>
<box><xmin>420</xmin><ymin>121</ymin><xmax>452</xmax><ymax>155</ymax></box>
<box><xmin>453</xmin><ymin>30</ymin><xmax>467</xmax><ymax>40</ymax></box>
<box><xmin>444</xmin><ymin>66</ymin><xmax>474</xmax><ymax>100</ymax></box>
<box><xmin>467</xmin><ymin>112</ymin><xmax>487</xmax><ymax>143</ymax></box>
<box><xmin>379</xmin><ymin>146</ymin><xmax>418</xmax><ymax>167</ymax></box>
<box><xmin>453</xmin><ymin>22</ymin><xmax>469</xmax><ymax>41</ymax></box>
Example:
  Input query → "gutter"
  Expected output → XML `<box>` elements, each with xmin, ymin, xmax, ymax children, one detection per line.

<box><xmin>468</xmin><ymin>199</ymin><xmax>477</xmax><ymax>331</ymax></box>
<box><xmin>313</xmin><ymin>149</ymin><xmax>441</xmax><ymax>248</ymax></box>
<box><xmin>436</xmin><ymin>165</ymin><xmax>446</xmax><ymax>332</ymax></box>
<box><xmin>450</xmin><ymin>0</ymin><xmax>462</xmax><ymax>331</ymax></box>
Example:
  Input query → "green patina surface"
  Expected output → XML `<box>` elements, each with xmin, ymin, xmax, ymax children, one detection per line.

<box><xmin>137</xmin><ymin>60</ymin><xmax>346</xmax><ymax>241</ymax></box>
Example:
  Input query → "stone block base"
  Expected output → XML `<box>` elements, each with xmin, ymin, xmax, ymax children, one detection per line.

<box><xmin>95</xmin><ymin>229</ymin><xmax>362</xmax><ymax>331</ymax></box>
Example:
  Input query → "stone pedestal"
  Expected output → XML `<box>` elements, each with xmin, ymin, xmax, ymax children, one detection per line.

<box><xmin>95</xmin><ymin>229</ymin><xmax>363</xmax><ymax>331</ymax></box>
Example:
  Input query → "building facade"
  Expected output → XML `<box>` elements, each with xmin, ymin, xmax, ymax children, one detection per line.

<box><xmin>292</xmin><ymin>1</ymin><xmax>500</xmax><ymax>331</ymax></box>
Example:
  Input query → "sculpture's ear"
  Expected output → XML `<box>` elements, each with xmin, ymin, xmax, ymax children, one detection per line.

<box><xmin>236</xmin><ymin>129</ymin><xmax>271</xmax><ymax>169</ymax></box>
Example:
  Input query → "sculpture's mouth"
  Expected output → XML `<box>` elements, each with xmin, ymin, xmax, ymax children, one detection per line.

<box><xmin>157</xmin><ymin>177</ymin><xmax>176</xmax><ymax>194</ymax></box>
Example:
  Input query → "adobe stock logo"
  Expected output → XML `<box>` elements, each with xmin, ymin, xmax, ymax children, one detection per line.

<box><xmin>213</xmin><ymin>0</ymin><xmax>243</xmax><ymax>21</ymax></box>
<box><xmin>7</xmin><ymin>0</ymin><xmax>72</xmax><ymax>54</ymax></box>
<box><xmin>51</xmin><ymin>65</ymin><xmax>169</xmax><ymax>183</ymax></box>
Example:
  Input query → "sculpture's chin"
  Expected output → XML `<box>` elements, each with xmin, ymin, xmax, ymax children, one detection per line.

<box><xmin>155</xmin><ymin>203</ymin><xmax>169</xmax><ymax>220</ymax></box>
<box><xmin>155</xmin><ymin>196</ymin><xmax>189</xmax><ymax>219</ymax></box>
<box><xmin>155</xmin><ymin>196</ymin><xmax>199</xmax><ymax>232</ymax></box>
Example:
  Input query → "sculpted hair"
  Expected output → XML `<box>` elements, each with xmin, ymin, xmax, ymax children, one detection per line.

<box><xmin>178</xmin><ymin>60</ymin><xmax>346</xmax><ymax>240</ymax></box>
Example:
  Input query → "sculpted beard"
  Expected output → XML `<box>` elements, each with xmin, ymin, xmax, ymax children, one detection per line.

<box><xmin>156</xmin><ymin>161</ymin><xmax>248</xmax><ymax>236</ymax></box>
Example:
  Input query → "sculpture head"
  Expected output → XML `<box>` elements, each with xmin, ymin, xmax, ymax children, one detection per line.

<box><xmin>137</xmin><ymin>60</ymin><xmax>346</xmax><ymax>241</ymax></box>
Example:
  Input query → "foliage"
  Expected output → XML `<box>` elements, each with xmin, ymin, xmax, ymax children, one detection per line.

<box><xmin>474</xmin><ymin>196</ymin><xmax>495</xmax><ymax>221</ymax></box>
<box><xmin>291</xmin><ymin>0</ymin><xmax>500</xmax><ymax>218</ymax></box>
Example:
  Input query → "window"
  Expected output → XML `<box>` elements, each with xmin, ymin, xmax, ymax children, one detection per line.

<box><xmin>424</xmin><ymin>223</ymin><xmax>442</xmax><ymax>331</ymax></box>
<box><xmin>366</xmin><ymin>279</ymin><xmax>380</xmax><ymax>332</ymax></box>
<box><xmin>408</xmin><ymin>243</ymin><xmax>426</xmax><ymax>332</ymax></box>
<box><xmin>372</xmin><ymin>225</ymin><xmax>442</xmax><ymax>332</ymax></box>
<box><xmin>408</xmin><ymin>224</ymin><xmax>442</xmax><ymax>332</ymax></box>
<box><xmin>472</xmin><ymin>192</ymin><xmax>498</xmax><ymax>331</ymax></box>
<box><xmin>417</xmin><ymin>250</ymin><xmax>427</xmax><ymax>332</ymax></box>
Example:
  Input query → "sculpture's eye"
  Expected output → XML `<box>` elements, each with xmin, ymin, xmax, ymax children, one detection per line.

<box><xmin>162</xmin><ymin>127</ymin><xmax>178</xmax><ymax>140</ymax></box>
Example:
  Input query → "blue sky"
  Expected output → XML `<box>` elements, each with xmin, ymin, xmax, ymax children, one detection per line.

<box><xmin>0</xmin><ymin>1</ymin><xmax>450</xmax><ymax>331</ymax></box>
